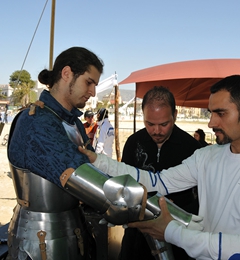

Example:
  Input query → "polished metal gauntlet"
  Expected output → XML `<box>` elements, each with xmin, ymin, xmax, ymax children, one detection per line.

<box><xmin>60</xmin><ymin>163</ymin><xmax>192</xmax><ymax>226</ymax></box>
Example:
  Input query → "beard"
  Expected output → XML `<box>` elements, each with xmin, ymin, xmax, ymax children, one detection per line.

<box><xmin>68</xmin><ymin>77</ymin><xmax>86</xmax><ymax>109</ymax></box>
<box><xmin>151</xmin><ymin>133</ymin><xmax>170</xmax><ymax>145</ymax></box>
<box><xmin>77</xmin><ymin>101</ymin><xmax>86</xmax><ymax>109</ymax></box>
<box><xmin>213</xmin><ymin>128</ymin><xmax>232</xmax><ymax>145</ymax></box>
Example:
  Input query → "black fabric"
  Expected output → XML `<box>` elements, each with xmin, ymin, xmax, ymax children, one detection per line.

<box><xmin>119</xmin><ymin>125</ymin><xmax>201</xmax><ymax>260</ymax></box>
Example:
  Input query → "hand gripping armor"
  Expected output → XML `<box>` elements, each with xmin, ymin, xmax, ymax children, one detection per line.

<box><xmin>60</xmin><ymin>163</ymin><xmax>195</xmax><ymax>260</ymax></box>
<box><xmin>7</xmin><ymin>163</ymin><xmax>94</xmax><ymax>260</ymax></box>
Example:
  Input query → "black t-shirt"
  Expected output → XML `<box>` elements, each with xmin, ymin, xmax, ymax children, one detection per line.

<box><xmin>119</xmin><ymin>125</ymin><xmax>201</xmax><ymax>260</ymax></box>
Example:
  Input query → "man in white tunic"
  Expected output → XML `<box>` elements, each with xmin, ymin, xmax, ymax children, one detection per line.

<box><xmin>80</xmin><ymin>75</ymin><xmax>240</xmax><ymax>260</ymax></box>
<box><xmin>92</xmin><ymin>108</ymin><xmax>114</xmax><ymax>157</ymax></box>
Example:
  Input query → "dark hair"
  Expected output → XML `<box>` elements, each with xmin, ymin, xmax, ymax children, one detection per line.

<box><xmin>142</xmin><ymin>86</ymin><xmax>176</xmax><ymax>117</ymax></box>
<box><xmin>195</xmin><ymin>129</ymin><xmax>206</xmax><ymax>141</ymax></box>
<box><xmin>97</xmin><ymin>108</ymin><xmax>108</xmax><ymax>121</ymax></box>
<box><xmin>210</xmin><ymin>75</ymin><xmax>240</xmax><ymax>113</ymax></box>
<box><xmin>38</xmin><ymin>47</ymin><xmax>104</xmax><ymax>88</ymax></box>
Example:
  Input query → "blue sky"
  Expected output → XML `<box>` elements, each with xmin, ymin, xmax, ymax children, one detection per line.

<box><xmin>0</xmin><ymin>0</ymin><xmax>240</xmax><ymax>90</ymax></box>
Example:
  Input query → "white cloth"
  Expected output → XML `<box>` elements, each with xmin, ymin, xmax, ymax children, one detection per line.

<box><xmin>92</xmin><ymin>118</ymin><xmax>114</xmax><ymax>158</ymax></box>
<box><xmin>93</xmin><ymin>143</ymin><xmax>240</xmax><ymax>260</ymax></box>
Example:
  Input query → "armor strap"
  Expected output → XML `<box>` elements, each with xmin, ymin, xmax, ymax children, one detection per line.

<box><xmin>139</xmin><ymin>183</ymin><xmax>148</xmax><ymax>221</ymax></box>
<box><xmin>17</xmin><ymin>198</ymin><xmax>29</xmax><ymax>207</ymax></box>
<box><xmin>60</xmin><ymin>168</ymin><xmax>75</xmax><ymax>187</ymax></box>
<box><xmin>74</xmin><ymin>228</ymin><xmax>84</xmax><ymax>256</ymax></box>
<box><xmin>28</xmin><ymin>101</ymin><xmax>45</xmax><ymax>115</ymax></box>
<box><xmin>151</xmin><ymin>246</ymin><xmax>168</xmax><ymax>256</ymax></box>
<box><xmin>37</xmin><ymin>230</ymin><xmax>47</xmax><ymax>260</ymax></box>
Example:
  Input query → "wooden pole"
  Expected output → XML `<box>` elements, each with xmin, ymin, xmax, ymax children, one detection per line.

<box><xmin>114</xmin><ymin>82</ymin><xmax>121</xmax><ymax>161</ymax></box>
<box><xmin>49</xmin><ymin>0</ymin><xmax>56</xmax><ymax>70</ymax></box>
<box><xmin>133</xmin><ymin>96</ymin><xmax>137</xmax><ymax>133</ymax></box>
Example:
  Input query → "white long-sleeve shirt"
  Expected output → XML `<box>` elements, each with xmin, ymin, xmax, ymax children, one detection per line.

<box><xmin>92</xmin><ymin>118</ymin><xmax>114</xmax><ymax>157</ymax></box>
<box><xmin>93</xmin><ymin>143</ymin><xmax>240</xmax><ymax>260</ymax></box>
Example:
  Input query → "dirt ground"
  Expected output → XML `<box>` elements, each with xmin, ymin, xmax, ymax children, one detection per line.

<box><xmin>0</xmin><ymin>123</ymin><xmax>15</xmax><ymax>227</ymax></box>
<box><xmin>0</xmin><ymin>120</ymin><xmax>211</xmax><ymax>227</ymax></box>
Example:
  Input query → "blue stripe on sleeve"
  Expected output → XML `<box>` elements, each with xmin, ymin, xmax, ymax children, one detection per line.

<box><xmin>148</xmin><ymin>171</ymin><xmax>157</xmax><ymax>187</ymax></box>
<box><xmin>218</xmin><ymin>232</ymin><xmax>222</xmax><ymax>260</ymax></box>
<box><xmin>156</xmin><ymin>171</ymin><xmax>169</xmax><ymax>195</ymax></box>
<box><xmin>134</xmin><ymin>169</ymin><xmax>169</xmax><ymax>195</ymax></box>
<box><xmin>135</xmin><ymin>167</ymin><xmax>140</xmax><ymax>182</ymax></box>
<box><xmin>228</xmin><ymin>254</ymin><xmax>240</xmax><ymax>259</ymax></box>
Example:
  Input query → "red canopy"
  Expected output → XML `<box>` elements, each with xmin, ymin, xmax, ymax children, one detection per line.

<box><xmin>119</xmin><ymin>59</ymin><xmax>240</xmax><ymax>108</ymax></box>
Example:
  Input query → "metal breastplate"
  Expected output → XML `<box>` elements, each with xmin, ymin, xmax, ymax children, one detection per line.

<box><xmin>7</xmin><ymin>164</ymin><xmax>92</xmax><ymax>260</ymax></box>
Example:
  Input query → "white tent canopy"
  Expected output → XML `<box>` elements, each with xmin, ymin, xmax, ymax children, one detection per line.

<box><xmin>90</xmin><ymin>74</ymin><xmax>118</xmax><ymax>108</ymax></box>
<box><xmin>119</xmin><ymin>96</ymin><xmax>135</xmax><ymax>114</ymax></box>
<box><xmin>96</xmin><ymin>74</ymin><xmax>118</xmax><ymax>94</ymax></box>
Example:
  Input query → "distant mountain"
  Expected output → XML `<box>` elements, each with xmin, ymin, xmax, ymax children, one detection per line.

<box><xmin>97</xmin><ymin>89</ymin><xmax>135</xmax><ymax>102</ymax></box>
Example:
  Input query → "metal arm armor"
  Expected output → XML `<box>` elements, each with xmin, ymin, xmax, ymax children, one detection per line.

<box><xmin>60</xmin><ymin>163</ymin><xmax>192</xmax><ymax>226</ymax></box>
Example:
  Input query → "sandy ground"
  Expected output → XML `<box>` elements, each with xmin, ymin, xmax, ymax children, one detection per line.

<box><xmin>0</xmin><ymin>120</ymin><xmax>212</xmax><ymax>227</ymax></box>
<box><xmin>0</xmin><ymin>123</ymin><xmax>15</xmax><ymax>227</ymax></box>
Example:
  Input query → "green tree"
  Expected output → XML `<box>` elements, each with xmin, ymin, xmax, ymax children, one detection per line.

<box><xmin>9</xmin><ymin>70</ymin><xmax>35</xmax><ymax>106</ymax></box>
<box><xmin>96</xmin><ymin>100</ymin><xmax>109</xmax><ymax>111</ymax></box>
<box><xmin>0</xmin><ymin>90</ymin><xmax>7</xmax><ymax>99</ymax></box>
